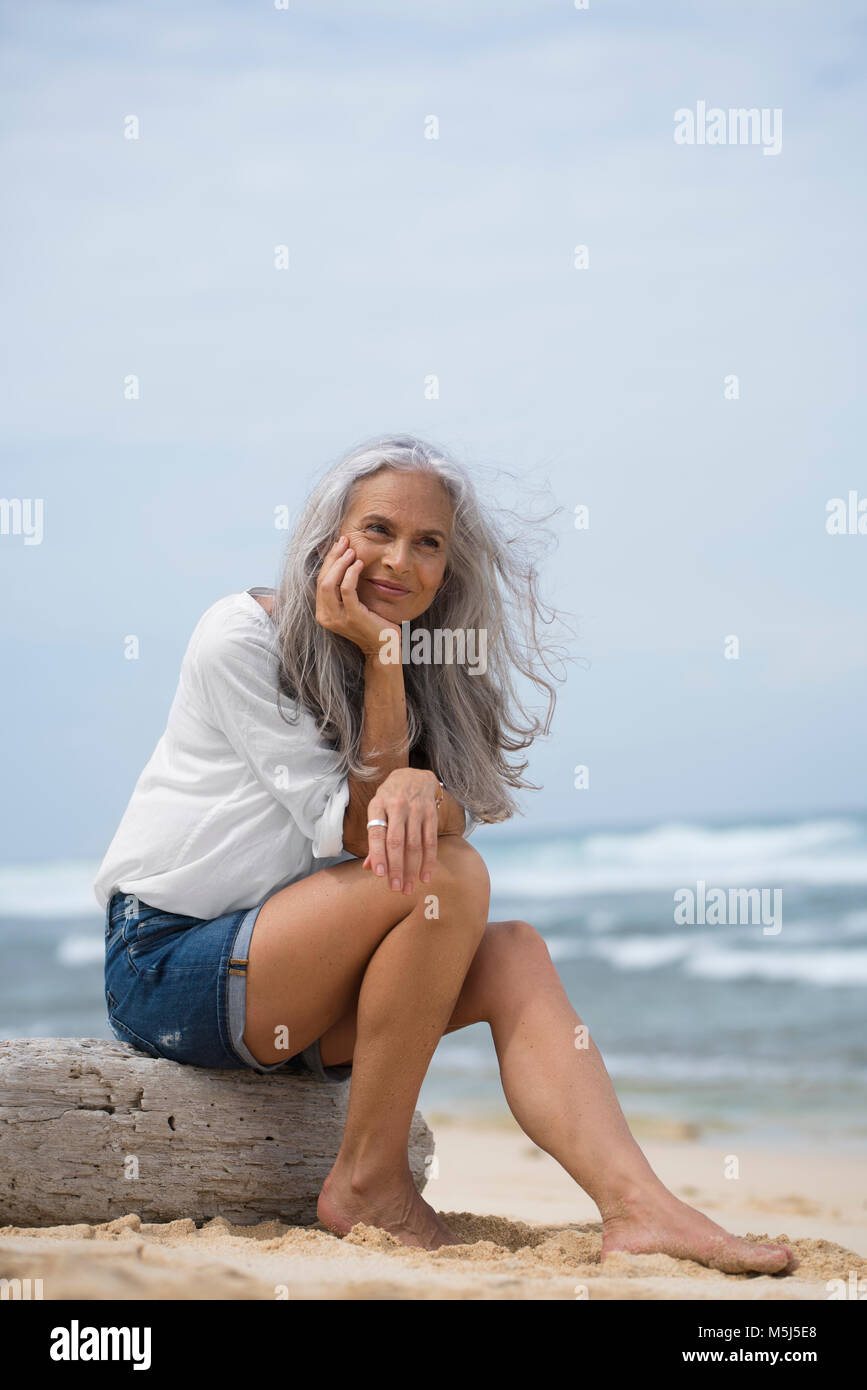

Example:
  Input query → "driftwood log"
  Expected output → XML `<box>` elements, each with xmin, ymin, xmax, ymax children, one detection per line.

<box><xmin>0</xmin><ymin>1038</ymin><xmax>434</xmax><ymax>1228</ymax></box>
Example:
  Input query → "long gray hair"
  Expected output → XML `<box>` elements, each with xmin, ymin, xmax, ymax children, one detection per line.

<box><xmin>273</xmin><ymin>434</ymin><xmax>572</xmax><ymax>826</ymax></box>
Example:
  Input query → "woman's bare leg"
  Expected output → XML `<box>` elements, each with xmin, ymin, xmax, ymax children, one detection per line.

<box><xmin>243</xmin><ymin>835</ymin><xmax>491</xmax><ymax>1249</ymax></box>
<box><xmin>315</xmin><ymin>919</ymin><xmax>796</xmax><ymax>1275</ymax></box>
<box><xmin>450</xmin><ymin>919</ymin><xmax>796</xmax><ymax>1274</ymax></box>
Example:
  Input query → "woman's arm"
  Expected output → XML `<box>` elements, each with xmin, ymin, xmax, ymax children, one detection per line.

<box><xmin>315</xmin><ymin>534</ymin><xmax>457</xmax><ymax>889</ymax></box>
<box><xmin>342</xmin><ymin>652</ymin><xmax>411</xmax><ymax>855</ymax></box>
<box><xmin>342</xmin><ymin>654</ymin><xmax>466</xmax><ymax>855</ymax></box>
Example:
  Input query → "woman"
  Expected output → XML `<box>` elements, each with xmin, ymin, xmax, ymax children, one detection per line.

<box><xmin>95</xmin><ymin>434</ymin><xmax>794</xmax><ymax>1272</ymax></box>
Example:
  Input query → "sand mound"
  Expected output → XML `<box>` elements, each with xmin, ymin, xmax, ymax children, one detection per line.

<box><xmin>1</xmin><ymin>1208</ymin><xmax>862</xmax><ymax>1300</ymax></box>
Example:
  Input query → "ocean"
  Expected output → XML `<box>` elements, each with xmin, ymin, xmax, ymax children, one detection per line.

<box><xmin>3</xmin><ymin>812</ymin><xmax>866</xmax><ymax>1149</ymax></box>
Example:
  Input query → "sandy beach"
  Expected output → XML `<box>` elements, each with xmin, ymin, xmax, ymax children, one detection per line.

<box><xmin>2</xmin><ymin>1113</ymin><xmax>864</xmax><ymax>1301</ymax></box>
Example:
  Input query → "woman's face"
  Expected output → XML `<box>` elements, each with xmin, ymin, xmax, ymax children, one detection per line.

<box><xmin>337</xmin><ymin>470</ymin><xmax>452</xmax><ymax>622</ymax></box>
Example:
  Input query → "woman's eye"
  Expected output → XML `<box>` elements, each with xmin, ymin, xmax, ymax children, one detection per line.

<box><xmin>365</xmin><ymin>523</ymin><xmax>438</xmax><ymax>549</ymax></box>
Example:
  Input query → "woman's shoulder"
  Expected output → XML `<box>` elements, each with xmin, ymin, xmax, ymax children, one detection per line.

<box><xmin>250</xmin><ymin>592</ymin><xmax>275</xmax><ymax>617</ymax></box>
<box><xmin>187</xmin><ymin>590</ymin><xmax>278</xmax><ymax>669</ymax></box>
<box><xmin>196</xmin><ymin>588</ymin><xmax>275</xmax><ymax>628</ymax></box>
<box><xmin>185</xmin><ymin>591</ymin><xmax>323</xmax><ymax>740</ymax></box>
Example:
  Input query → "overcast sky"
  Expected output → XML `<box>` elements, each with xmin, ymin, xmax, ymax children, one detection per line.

<box><xmin>1</xmin><ymin>0</ymin><xmax>865</xmax><ymax>862</ymax></box>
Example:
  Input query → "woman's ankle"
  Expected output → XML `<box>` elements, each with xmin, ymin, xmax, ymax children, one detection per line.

<box><xmin>327</xmin><ymin>1148</ymin><xmax>413</xmax><ymax>1197</ymax></box>
<box><xmin>594</xmin><ymin>1172</ymin><xmax>671</xmax><ymax>1223</ymax></box>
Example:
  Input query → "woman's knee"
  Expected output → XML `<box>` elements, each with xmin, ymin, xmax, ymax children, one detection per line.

<box><xmin>449</xmin><ymin>920</ymin><xmax>551</xmax><ymax>1026</ymax></box>
<box><xmin>431</xmin><ymin>836</ymin><xmax>491</xmax><ymax>902</ymax></box>
<box><xmin>471</xmin><ymin>919</ymin><xmax>553</xmax><ymax>990</ymax></box>
<box><xmin>486</xmin><ymin>918</ymin><xmax>551</xmax><ymax>959</ymax></box>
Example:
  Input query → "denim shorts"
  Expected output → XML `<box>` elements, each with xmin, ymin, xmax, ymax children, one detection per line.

<box><xmin>103</xmin><ymin>891</ymin><xmax>353</xmax><ymax>1083</ymax></box>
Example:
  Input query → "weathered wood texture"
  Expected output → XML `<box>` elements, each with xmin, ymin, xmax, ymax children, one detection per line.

<box><xmin>0</xmin><ymin>1038</ymin><xmax>434</xmax><ymax>1228</ymax></box>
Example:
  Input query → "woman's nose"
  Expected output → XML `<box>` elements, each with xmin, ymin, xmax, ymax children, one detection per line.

<box><xmin>383</xmin><ymin>540</ymin><xmax>412</xmax><ymax>571</ymax></box>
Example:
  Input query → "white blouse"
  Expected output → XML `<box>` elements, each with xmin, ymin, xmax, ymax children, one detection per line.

<box><xmin>93</xmin><ymin>590</ymin><xmax>358</xmax><ymax>917</ymax></box>
<box><xmin>93</xmin><ymin>589</ymin><xmax>478</xmax><ymax>919</ymax></box>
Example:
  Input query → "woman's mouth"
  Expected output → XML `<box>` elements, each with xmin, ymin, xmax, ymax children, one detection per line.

<box><xmin>364</xmin><ymin>578</ymin><xmax>410</xmax><ymax>598</ymax></box>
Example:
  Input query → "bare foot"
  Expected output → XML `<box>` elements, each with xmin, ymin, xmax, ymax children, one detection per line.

<box><xmin>601</xmin><ymin>1189</ymin><xmax>797</xmax><ymax>1275</ymax></box>
<box><xmin>317</xmin><ymin>1167</ymin><xmax>462</xmax><ymax>1251</ymax></box>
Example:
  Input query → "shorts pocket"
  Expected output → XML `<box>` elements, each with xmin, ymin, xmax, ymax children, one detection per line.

<box><xmin>125</xmin><ymin>914</ymin><xmax>192</xmax><ymax>973</ymax></box>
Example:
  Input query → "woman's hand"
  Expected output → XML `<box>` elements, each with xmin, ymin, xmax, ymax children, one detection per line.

<box><xmin>315</xmin><ymin>535</ymin><xmax>401</xmax><ymax>657</ymax></box>
<box><xmin>361</xmin><ymin>767</ymin><xmax>441</xmax><ymax>893</ymax></box>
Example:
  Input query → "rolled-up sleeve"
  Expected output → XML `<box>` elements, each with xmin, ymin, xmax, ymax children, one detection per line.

<box><xmin>191</xmin><ymin>616</ymin><xmax>350</xmax><ymax>858</ymax></box>
<box><xmin>309</xmin><ymin>777</ymin><xmax>352</xmax><ymax>859</ymax></box>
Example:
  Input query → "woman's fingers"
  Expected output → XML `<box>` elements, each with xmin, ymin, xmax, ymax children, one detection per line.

<box><xmin>339</xmin><ymin>557</ymin><xmax>367</xmax><ymax>615</ymax></box>
<box><xmin>385</xmin><ymin>813</ymin><xmax>407</xmax><ymax>892</ymax></box>
<box><xmin>316</xmin><ymin>537</ymin><xmax>403</xmax><ymax>656</ymax></box>
<box><xmin>365</xmin><ymin>778</ymin><xmax>442</xmax><ymax>893</ymax></box>
<box><xmin>418</xmin><ymin>809</ymin><xmax>439</xmax><ymax>885</ymax></box>
<box><xmin>321</xmin><ymin>536</ymin><xmax>349</xmax><ymax>581</ymax></box>
<box><xmin>368</xmin><ymin>793</ymin><xmax>408</xmax><ymax>891</ymax></box>
<box><xmin>367</xmin><ymin>812</ymin><xmax>414</xmax><ymax>893</ymax></box>
<box><xmin>339</xmin><ymin>556</ymin><xmax>392</xmax><ymax>656</ymax></box>
<box><xmin>366</xmin><ymin>819</ymin><xmax>436</xmax><ymax>892</ymax></box>
<box><xmin>401</xmin><ymin>806</ymin><xmax>431</xmax><ymax>893</ymax></box>
<box><xmin>366</xmin><ymin>827</ymin><xmax>387</xmax><ymax>876</ymax></box>
<box><xmin>319</xmin><ymin>546</ymin><xmax>355</xmax><ymax>611</ymax></box>
<box><xmin>316</xmin><ymin>551</ymin><xmax>354</xmax><ymax>628</ymax></box>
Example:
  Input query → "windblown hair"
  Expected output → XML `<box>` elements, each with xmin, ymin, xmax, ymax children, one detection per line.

<box><xmin>272</xmin><ymin>434</ymin><xmax>573</xmax><ymax>826</ymax></box>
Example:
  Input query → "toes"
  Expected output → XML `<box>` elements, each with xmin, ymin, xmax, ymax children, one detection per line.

<box><xmin>771</xmin><ymin>1243</ymin><xmax>799</xmax><ymax>1274</ymax></box>
<box><xmin>750</xmin><ymin>1243</ymin><xmax>792</xmax><ymax>1274</ymax></box>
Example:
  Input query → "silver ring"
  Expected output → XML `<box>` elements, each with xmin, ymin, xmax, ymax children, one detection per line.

<box><xmin>366</xmin><ymin>818</ymin><xmax>388</xmax><ymax>829</ymax></box>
